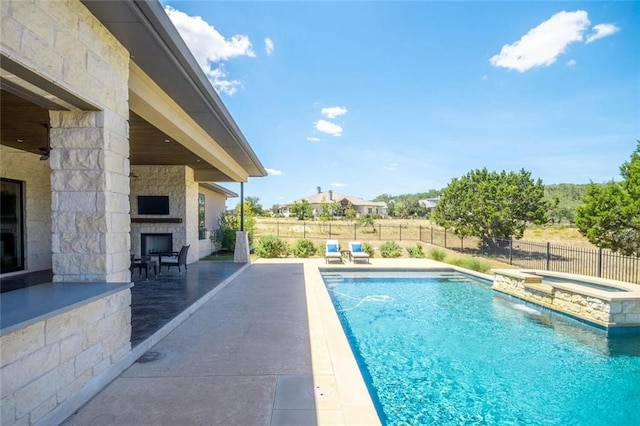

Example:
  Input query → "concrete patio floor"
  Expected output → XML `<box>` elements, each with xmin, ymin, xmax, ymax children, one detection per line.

<box><xmin>62</xmin><ymin>258</ymin><xmax>446</xmax><ymax>425</ymax></box>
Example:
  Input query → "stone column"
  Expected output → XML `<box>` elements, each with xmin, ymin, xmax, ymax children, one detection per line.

<box><xmin>234</xmin><ymin>231</ymin><xmax>250</xmax><ymax>263</ymax></box>
<box><xmin>50</xmin><ymin>110</ymin><xmax>130</xmax><ymax>282</ymax></box>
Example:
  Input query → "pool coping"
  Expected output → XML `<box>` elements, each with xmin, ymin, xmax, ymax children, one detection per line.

<box><xmin>258</xmin><ymin>257</ymin><xmax>479</xmax><ymax>424</ymax></box>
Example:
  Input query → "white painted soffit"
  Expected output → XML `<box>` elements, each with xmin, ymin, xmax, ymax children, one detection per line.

<box><xmin>129</xmin><ymin>63</ymin><xmax>249</xmax><ymax>183</ymax></box>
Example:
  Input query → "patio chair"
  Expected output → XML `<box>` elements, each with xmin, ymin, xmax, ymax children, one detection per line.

<box><xmin>159</xmin><ymin>245</ymin><xmax>190</xmax><ymax>274</ymax></box>
<box><xmin>349</xmin><ymin>241</ymin><xmax>370</xmax><ymax>263</ymax></box>
<box><xmin>325</xmin><ymin>240</ymin><xmax>342</xmax><ymax>264</ymax></box>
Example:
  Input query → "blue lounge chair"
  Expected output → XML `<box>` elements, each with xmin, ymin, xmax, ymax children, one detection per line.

<box><xmin>349</xmin><ymin>241</ymin><xmax>370</xmax><ymax>263</ymax></box>
<box><xmin>325</xmin><ymin>240</ymin><xmax>342</xmax><ymax>264</ymax></box>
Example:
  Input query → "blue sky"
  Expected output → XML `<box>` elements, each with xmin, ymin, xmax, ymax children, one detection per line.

<box><xmin>161</xmin><ymin>1</ymin><xmax>639</xmax><ymax>209</ymax></box>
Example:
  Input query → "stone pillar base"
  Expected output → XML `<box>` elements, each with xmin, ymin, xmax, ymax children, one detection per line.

<box><xmin>234</xmin><ymin>231</ymin><xmax>250</xmax><ymax>263</ymax></box>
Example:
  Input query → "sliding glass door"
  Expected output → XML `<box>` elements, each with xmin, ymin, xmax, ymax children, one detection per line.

<box><xmin>1</xmin><ymin>178</ymin><xmax>24</xmax><ymax>273</ymax></box>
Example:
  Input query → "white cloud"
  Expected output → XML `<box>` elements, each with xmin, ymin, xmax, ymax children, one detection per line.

<box><xmin>321</xmin><ymin>106</ymin><xmax>348</xmax><ymax>118</ymax></box>
<box><xmin>164</xmin><ymin>6</ymin><xmax>255</xmax><ymax>95</ymax></box>
<box><xmin>315</xmin><ymin>120</ymin><xmax>343</xmax><ymax>136</ymax></box>
<box><xmin>566</xmin><ymin>59</ymin><xmax>577</xmax><ymax>67</ymax></box>
<box><xmin>307</xmin><ymin>137</ymin><xmax>321</xmax><ymax>142</ymax></box>
<box><xmin>490</xmin><ymin>10</ymin><xmax>590</xmax><ymax>72</ymax></box>
<box><xmin>383</xmin><ymin>162</ymin><xmax>398</xmax><ymax>170</ymax></box>
<box><xmin>265</xmin><ymin>37</ymin><xmax>274</xmax><ymax>55</ymax></box>
<box><xmin>585</xmin><ymin>23</ymin><xmax>620</xmax><ymax>43</ymax></box>
<box><xmin>206</xmin><ymin>65</ymin><xmax>242</xmax><ymax>96</ymax></box>
<box><xmin>331</xmin><ymin>182</ymin><xmax>347</xmax><ymax>187</ymax></box>
<box><xmin>266</xmin><ymin>168</ymin><xmax>284</xmax><ymax>176</ymax></box>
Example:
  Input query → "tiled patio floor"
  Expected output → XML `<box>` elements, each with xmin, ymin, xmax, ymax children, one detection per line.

<box><xmin>61</xmin><ymin>259</ymin><xmax>402</xmax><ymax>425</ymax></box>
<box><xmin>129</xmin><ymin>261</ymin><xmax>245</xmax><ymax>346</ymax></box>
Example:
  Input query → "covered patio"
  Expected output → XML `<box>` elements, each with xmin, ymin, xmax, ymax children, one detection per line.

<box><xmin>1</xmin><ymin>2</ymin><xmax>266</xmax><ymax>423</ymax></box>
<box><xmin>0</xmin><ymin>261</ymin><xmax>246</xmax><ymax>348</ymax></box>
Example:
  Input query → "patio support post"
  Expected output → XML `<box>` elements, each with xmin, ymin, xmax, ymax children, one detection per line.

<box><xmin>50</xmin><ymin>109</ymin><xmax>130</xmax><ymax>282</ymax></box>
<box><xmin>234</xmin><ymin>182</ymin><xmax>250</xmax><ymax>263</ymax></box>
<box><xmin>240</xmin><ymin>182</ymin><xmax>244</xmax><ymax>231</ymax></box>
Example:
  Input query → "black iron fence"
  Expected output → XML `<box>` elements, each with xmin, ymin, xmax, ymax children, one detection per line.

<box><xmin>254</xmin><ymin>219</ymin><xmax>640</xmax><ymax>284</ymax></box>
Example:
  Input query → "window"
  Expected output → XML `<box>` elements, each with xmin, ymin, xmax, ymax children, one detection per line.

<box><xmin>1</xmin><ymin>178</ymin><xmax>24</xmax><ymax>273</ymax></box>
<box><xmin>198</xmin><ymin>193</ymin><xmax>206</xmax><ymax>240</ymax></box>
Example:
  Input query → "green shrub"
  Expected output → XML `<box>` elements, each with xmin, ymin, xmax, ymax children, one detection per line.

<box><xmin>427</xmin><ymin>248</ymin><xmax>447</xmax><ymax>261</ymax></box>
<box><xmin>406</xmin><ymin>243</ymin><xmax>426</xmax><ymax>258</ymax></box>
<box><xmin>362</xmin><ymin>242</ymin><xmax>375</xmax><ymax>258</ymax></box>
<box><xmin>220</xmin><ymin>228</ymin><xmax>237</xmax><ymax>251</ymax></box>
<box><xmin>447</xmin><ymin>257</ymin><xmax>491</xmax><ymax>273</ymax></box>
<box><xmin>254</xmin><ymin>235</ymin><xmax>289</xmax><ymax>258</ymax></box>
<box><xmin>380</xmin><ymin>241</ymin><xmax>402</xmax><ymax>258</ymax></box>
<box><xmin>292</xmin><ymin>239</ymin><xmax>317</xmax><ymax>258</ymax></box>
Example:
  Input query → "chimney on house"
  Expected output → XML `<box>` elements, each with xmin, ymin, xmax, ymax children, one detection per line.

<box><xmin>329</xmin><ymin>190</ymin><xmax>333</xmax><ymax>200</ymax></box>
<box><xmin>317</xmin><ymin>186</ymin><xmax>322</xmax><ymax>194</ymax></box>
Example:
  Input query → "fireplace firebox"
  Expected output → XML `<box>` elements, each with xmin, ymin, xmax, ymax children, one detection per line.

<box><xmin>141</xmin><ymin>233</ymin><xmax>173</xmax><ymax>255</ymax></box>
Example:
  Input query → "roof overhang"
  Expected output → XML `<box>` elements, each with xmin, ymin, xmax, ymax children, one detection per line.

<box><xmin>81</xmin><ymin>0</ymin><xmax>266</xmax><ymax>180</ymax></box>
<box><xmin>199</xmin><ymin>183</ymin><xmax>238</xmax><ymax>198</ymax></box>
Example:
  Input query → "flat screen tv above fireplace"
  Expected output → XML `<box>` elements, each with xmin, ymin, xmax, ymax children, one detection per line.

<box><xmin>137</xmin><ymin>196</ymin><xmax>170</xmax><ymax>215</ymax></box>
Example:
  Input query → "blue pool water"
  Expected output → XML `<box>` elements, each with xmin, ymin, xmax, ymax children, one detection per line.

<box><xmin>322</xmin><ymin>270</ymin><xmax>640</xmax><ymax>425</ymax></box>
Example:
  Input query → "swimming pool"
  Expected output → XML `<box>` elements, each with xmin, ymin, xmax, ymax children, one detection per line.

<box><xmin>321</xmin><ymin>269</ymin><xmax>640</xmax><ymax>425</ymax></box>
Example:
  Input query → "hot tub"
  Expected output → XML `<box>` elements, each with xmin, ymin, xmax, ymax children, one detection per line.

<box><xmin>492</xmin><ymin>269</ymin><xmax>640</xmax><ymax>334</ymax></box>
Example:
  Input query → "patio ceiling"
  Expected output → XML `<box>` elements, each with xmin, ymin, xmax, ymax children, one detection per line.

<box><xmin>0</xmin><ymin>90</ymin><xmax>238</xmax><ymax>181</ymax></box>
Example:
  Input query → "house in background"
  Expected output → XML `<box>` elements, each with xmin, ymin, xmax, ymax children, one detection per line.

<box><xmin>0</xmin><ymin>1</ymin><xmax>265</xmax><ymax>425</ymax></box>
<box><xmin>418</xmin><ymin>197</ymin><xmax>440</xmax><ymax>214</ymax></box>
<box><xmin>279</xmin><ymin>187</ymin><xmax>387</xmax><ymax>218</ymax></box>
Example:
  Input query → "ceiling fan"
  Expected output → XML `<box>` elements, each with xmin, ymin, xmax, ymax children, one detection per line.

<box><xmin>39</xmin><ymin>123</ymin><xmax>51</xmax><ymax>161</ymax></box>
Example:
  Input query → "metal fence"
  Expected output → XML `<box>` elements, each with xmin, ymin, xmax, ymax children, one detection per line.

<box><xmin>255</xmin><ymin>219</ymin><xmax>640</xmax><ymax>284</ymax></box>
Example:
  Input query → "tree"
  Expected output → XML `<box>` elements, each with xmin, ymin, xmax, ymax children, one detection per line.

<box><xmin>357</xmin><ymin>214</ymin><xmax>376</xmax><ymax>232</ymax></box>
<box><xmin>318</xmin><ymin>197</ymin><xmax>341</xmax><ymax>221</ymax></box>
<box><xmin>373</xmin><ymin>190</ymin><xmax>441</xmax><ymax>218</ymax></box>
<box><xmin>330</xmin><ymin>200</ymin><xmax>343</xmax><ymax>217</ymax></box>
<box><xmin>244</xmin><ymin>196</ymin><xmax>264</xmax><ymax>216</ymax></box>
<box><xmin>393</xmin><ymin>200</ymin><xmax>408</xmax><ymax>218</ymax></box>
<box><xmin>319</xmin><ymin>202</ymin><xmax>332</xmax><ymax>221</ymax></box>
<box><xmin>289</xmin><ymin>199</ymin><xmax>314</xmax><ymax>220</ymax></box>
<box><xmin>217</xmin><ymin>204</ymin><xmax>256</xmax><ymax>251</ymax></box>
<box><xmin>575</xmin><ymin>142</ymin><xmax>640</xmax><ymax>256</ymax></box>
<box><xmin>344</xmin><ymin>201</ymin><xmax>357</xmax><ymax>220</ymax></box>
<box><xmin>432</xmin><ymin>168</ymin><xmax>548</xmax><ymax>248</ymax></box>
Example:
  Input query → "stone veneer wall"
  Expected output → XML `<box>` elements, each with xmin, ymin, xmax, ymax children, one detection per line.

<box><xmin>0</xmin><ymin>146</ymin><xmax>52</xmax><ymax>272</ymax></box>
<box><xmin>130</xmin><ymin>165</ymin><xmax>199</xmax><ymax>264</ymax></box>
<box><xmin>0</xmin><ymin>290</ymin><xmax>131</xmax><ymax>425</ymax></box>
<box><xmin>3</xmin><ymin>0</ymin><xmax>131</xmax><ymax>283</ymax></box>
<box><xmin>493</xmin><ymin>272</ymin><xmax>610</xmax><ymax>325</ymax></box>
<box><xmin>1</xmin><ymin>0</ymin><xmax>132</xmax><ymax>424</ymax></box>
<box><xmin>493</xmin><ymin>271</ymin><xmax>640</xmax><ymax>327</ymax></box>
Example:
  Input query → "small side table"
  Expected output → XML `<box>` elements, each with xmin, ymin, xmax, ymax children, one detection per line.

<box><xmin>340</xmin><ymin>250</ymin><xmax>351</xmax><ymax>262</ymax></box>
<box><xmin>131</xmin><ymin>257</ymin><xmax>158</xmax><ymax>280</ymax></box>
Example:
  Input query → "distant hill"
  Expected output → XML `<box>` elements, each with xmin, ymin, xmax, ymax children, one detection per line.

<box><xmin>544</xmin><ymin>183</ymin><xmax>593</xmax><ymax>224</ymax></box>
<box><xmin>373</xmin><ymin>190</ymin><xmax>442</xmax><ymax>217</ymax></box>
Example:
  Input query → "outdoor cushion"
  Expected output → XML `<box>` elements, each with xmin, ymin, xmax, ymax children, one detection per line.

<box><xmin>352</xmin><ymin>243</ymin><xmax>362</xmax><ymax>252</ymax></box>
<box><xmin>327</xmin><ymin>244</ymin><xmax>338</xmax><ymax>253</ymax></box>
